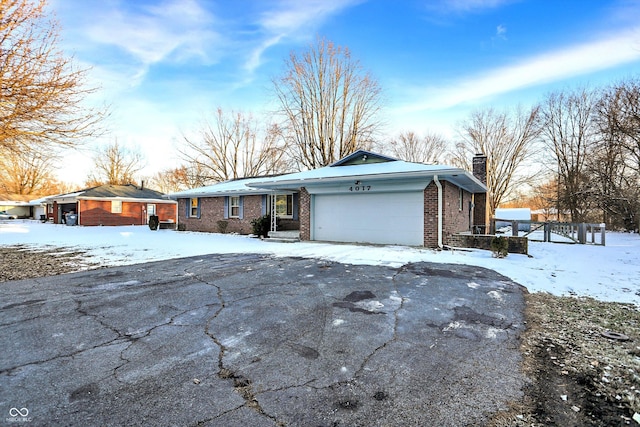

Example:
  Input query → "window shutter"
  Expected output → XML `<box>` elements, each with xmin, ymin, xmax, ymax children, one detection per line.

<box><xmin>196</xmin><ymin>198</ymin><xmax>201</xmax><ymax>219</ymax></box>
<box><xmin>224</xmin><ymin>197</ymin><xmax>229</xmax><ymax>219</ymax></box>
<box><xmin>239</xmin><ymin>196</ymin><xmax>244</xmax><ymax>219</ymax></box>
<box><xmin>261</xmin><ymin>195</ymin><xmax>267</xmax><ymax>216</ymax></box>
<box><xmin>292</xmin><ymin>193</ymin><xmax>299</xmax><ymax>220</ymax></box>
<box><xmin>185</xmin><ymin>199</ymin><xmax>190</xmax><ymax>217</ymax></box>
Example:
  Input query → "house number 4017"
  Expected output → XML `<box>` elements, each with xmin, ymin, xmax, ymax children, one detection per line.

<box><xmin>349</xmin><ymin>185</ymin><xmax>371</xmax><ymax>191</ymax></box>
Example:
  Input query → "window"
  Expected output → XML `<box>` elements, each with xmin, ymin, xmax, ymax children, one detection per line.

<box><xmin>190</xmin><ymin>198</ymin><xmax>199</xmax><ymax>217</ymax></box>
<box><xmin>111</xmin><ymin>200</ymin><xmax>122</xmax><ymax>213</ymax></box>
<box><xmin>230</xmin><ymin>196</ymin><xmax>240</xmax><ymax>218</ymax></box>
<box><xmin>458</xmin><ymin>188</ymin><xmax>464</xmax><ymax>211</ymax></box>
<box><xmin>275</xmin><ymin>194</ymin><xmax>293</xmax><ymax>218</ymax></box>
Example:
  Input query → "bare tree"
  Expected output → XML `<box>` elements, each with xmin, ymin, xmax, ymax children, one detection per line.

<box><xmin>591</xmin><ymin>79</ymin><xmax>640</xmax><ymax>230</ymax></box>
<box><xmin>273</xmin><ymin>37</ymin><xmax>383</xmax><ymax>169</ymax></box>
<box><xmin>451</xmin><ymin>105</ymin><xmax>541</xmax><ymax>216</ymax></box>
<box><xmin>87</xmin><ymin>140</ymin><xmax>145</xmax><ymax>186</ymax></box>
<box><xmin>381</xmin><ymin>131</ymin><xmax>447</xmax><ymax>164</ymax></box>
<box><xmin>539</xmin><ymin>88</ymin><xmax>598</xmax><ymax>222</ymax></box>
<box><xmin>149</xmin><ymin>165</ymin><xmax>211</xmax><ymax>193</ymax></box>
<box><xmin>180</xmin><ymin>108</ymin><xmax>287</xmax><ymax>183</ymax></box>
<box><xmin>0</xmin><ymin>0</ymin><xmax>104</xmax><ymax>154</ymax></box>
<box><xmin>0</xmin><ymin>147</ymin><xmax>58</xmax><ymax>194</ymax></box>
<box><xmin>597</xmin><ymin>78</ymin><xmax>640</xmax><ymax>174</ymax></box>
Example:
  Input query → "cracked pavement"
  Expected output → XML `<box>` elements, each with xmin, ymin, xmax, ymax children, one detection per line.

<box><xmin>1</xmin><ymin>254</ymin><xmax>526</xmax><ymax>426</ymax></box>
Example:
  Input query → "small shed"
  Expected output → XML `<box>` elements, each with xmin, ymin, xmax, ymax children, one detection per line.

<box><xmin>495</xmin><ymin>208</ymin><xmax>532</xmax><ymax>231</ymax></box>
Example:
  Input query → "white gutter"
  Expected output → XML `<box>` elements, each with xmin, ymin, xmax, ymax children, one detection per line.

<box><xmin>251</xmin><ymin>168</ymin><xmax>461</xmax><ymax>187</ymax></box>
<box><xmin>434</xmin><ymin>175</ymin><xmax>443</xmax><ymax>249</ymax></box>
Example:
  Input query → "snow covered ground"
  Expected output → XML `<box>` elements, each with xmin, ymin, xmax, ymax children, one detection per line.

<box><xmin>1</xmin><ymin>220</ymin><xmax>639</xmax><ymax>306</ymax></box>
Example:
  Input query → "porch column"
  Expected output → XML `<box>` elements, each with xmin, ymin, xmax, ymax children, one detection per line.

<box><xmin>270</xmin><ymin>193</ymin><xmax>277</xmax><ymax>232</ymax></box>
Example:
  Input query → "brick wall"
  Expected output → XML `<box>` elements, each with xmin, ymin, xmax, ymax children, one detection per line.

<box><xmin>442</xmin><ymin>181</ymin><xmax>473</xmax><ymax>244</ymax></box>
<box><xmin>424</xmin><ymin>181</ymin><xmax>474</xmax><ymax>248</ymax></box>
<box><xmin>299</xmin><ymin>188</ymin><xmax>311</xmax><ymax>241</ymax></box>
<box><xmin>78</xmin><ymin>200</ymin><xmax>176</xmax><ymax>226</ymax></box>
<box><xmin>424</xmin><ymin>184</ymin><xmax>438</xmax><ymax>247</ymax></box>
<box><xmin>472</xmin><ymin>154</ymin><xmax>489</xmax><ymax>232</ymax></box>
<box><xmin>449</xmin><ymin>233</ymin><xmax>528</xmax><ymax>255</ymax></box>
<box><xmin>473</xmin><ymin>193</ymin><xmax>488</xmax><ymax>233</ymax></box>
<box><xmin>178</xmin><ymin>195</ymin><xmax>264</xmax><ymax>234</ymax></box>
<box><xmin>156</xmin><ymin>203</ymin><xmax>178</xmax><ymax>223</ymax></box>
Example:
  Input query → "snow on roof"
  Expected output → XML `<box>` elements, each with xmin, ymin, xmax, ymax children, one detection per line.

<box><xmin>167</xmin><ymin>152</ymin><xmax>488</xmax><ymax>198</ymax></box>
<box><xmin>250</xmin><ymin>160</ymin><xmax>486</xmax><ymax>193</ymax></box>
<box><xmin>495</xmin><ymin>208</ymin><xmax>532</xmax><ymax>220</ymax></box>
<box><xmin>167</xmin><ymin>177</ymin><xmax>272</xmax><ymax>199</ymax></box>
<box><xmin>261</xmin><ymin>160</ymin><xmax>455</xmax><ymax>182</ymax></box>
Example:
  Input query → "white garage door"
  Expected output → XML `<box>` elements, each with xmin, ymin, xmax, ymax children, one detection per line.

<box><xmin>313</xmin><ymin>192</ymin><xmax>424</xmax><ymax>246</ymax></box>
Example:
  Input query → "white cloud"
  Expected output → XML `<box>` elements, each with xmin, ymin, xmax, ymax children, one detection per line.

<box><xmin>90</xmin><ymin>0</ymin><xmax>218</xmax><ymax>64</ymax></box>
<box><xmin>495</xmin><ymin>24</ymin><xmax>507</xmax><ymax>39</ymax></box>
<box><xmin>429</xmin><ymin>0</ymin><xmax>516</xmax><ymax>13</ymax></box>
<box><xmin>401</xmin><ymin>27</ymin><xmax>640</xmax><ymax>112</ymax></box>
<box><xmin>245</xmin><ymin>0</ymin><xmax>363</xmax><ymax>72</ymax></box>
<box><xmin>57</xmin><ymin>0</ymin><xmax>221</xmax><ymax>89</ymax></box>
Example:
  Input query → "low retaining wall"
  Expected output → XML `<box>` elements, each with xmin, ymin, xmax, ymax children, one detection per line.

<box><xmin>450</xmin><ymin>234</ymin><xmax>528</xmax><ymax>255</ymax></box>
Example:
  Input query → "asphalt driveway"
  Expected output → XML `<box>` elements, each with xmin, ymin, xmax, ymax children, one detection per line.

<box><xmin>1</xmin><ymin>254</ymin><xmax>526</xmax><ymax>426</ymax></box>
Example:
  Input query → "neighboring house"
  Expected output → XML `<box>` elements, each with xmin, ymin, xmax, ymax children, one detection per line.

<box><xmin>531</xmin><ymin>208</ymin><xmax>569</xmax><ymax>222</ymax></box>
<box><xmin>0</xmin><ymin>195</ymin><xmax>32</xmax><ymax>218</ymax></box>
<box><xmin>169</xmin><ymin>150</ymin><xmax>488</xmax><ymax>248</ymax></box>
<box><xmin>45</xmin><ymin>184</ymin><xmax>177</xmax><ymax>226</ymax></box>
<box><xmin>27</xmin><ymin>197</ymin><xmax>48</xmax><ymax>219</ymax></box>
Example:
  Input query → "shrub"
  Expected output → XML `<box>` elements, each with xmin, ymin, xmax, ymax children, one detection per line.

<box><xmin>217</xmin><ymin>220</ymin><xmax>229</xmax><ymax>234</ymax></box>
<box><xmin>251</xmin><ymin>215</ymin><xmax>271</xmax><ymax>237</ymax></box>
<box><xmin>490</xmin><ymin>235</ymin><xmax>509</xmax><ymax>258</ymax></box>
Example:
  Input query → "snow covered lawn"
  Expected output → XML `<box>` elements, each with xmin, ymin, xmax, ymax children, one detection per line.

<box><xmin>1</xmin><ymin>220</ymin><xmax>639</xmax><ymax>305</ymax></box>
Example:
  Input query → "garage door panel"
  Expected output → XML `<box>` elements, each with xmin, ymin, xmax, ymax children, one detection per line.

<box><xmin>313</xmin><ymin>192</ymin><xmax>424</xmax><ymax>246</ymax></box>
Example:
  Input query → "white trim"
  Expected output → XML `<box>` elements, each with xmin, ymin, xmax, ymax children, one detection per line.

<box><xmin>229</xmin><ymin>196</ymin><xmax>241</xmax><ymax>218</ymax></box>
<box><xmin>434</xmin><ymin>175</ymin><xmax>443</xmax><ymax>249</ymax></box>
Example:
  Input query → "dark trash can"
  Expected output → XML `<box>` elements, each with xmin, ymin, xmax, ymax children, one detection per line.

<box><xmin>66</xmin><ymin>214</ymin><xmax>77</xmax><ymax>226</ymax></box>
<box><xmin>148</xmin><ymin>215</ymin><xmax>159</xmax><ymax>230</ymax></box>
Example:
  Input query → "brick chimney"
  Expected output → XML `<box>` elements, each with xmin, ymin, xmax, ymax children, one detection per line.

<box><xmin>472</xmin><ymin>153</ymin><xmax>488</xmax><ymax>233</ymax></box>
<box><xmin>472</xmin><ymin>153</ymin><xmax>487</xmax><ymax>185</ymax></box>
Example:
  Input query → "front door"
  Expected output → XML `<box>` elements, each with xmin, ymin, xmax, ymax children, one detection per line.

<box><xmin>147</xmin><ymin>204</ymin><xmax>156</xmax><ymax>223</ymax></box>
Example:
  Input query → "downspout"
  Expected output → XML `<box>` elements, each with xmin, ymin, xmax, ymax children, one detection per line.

<box><xmin>433</xmin><ymin>175</ymin><xmax>443</xmax><ymax>249</ymax></box>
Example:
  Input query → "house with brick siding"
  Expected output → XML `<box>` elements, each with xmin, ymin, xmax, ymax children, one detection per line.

<box><xmin>168</xmin><ymin>177</ymin><xmax>300</xmax><ymax>235</ymax></box>
<box><xmin>169</xmin><ymin>151</ymin><xmax>488</xmax><ymax>248</ymax></box>
<box><xmin>45</xmin><ymin>184</ymin><xmax>177</xmax><ymax>226</ymax></box>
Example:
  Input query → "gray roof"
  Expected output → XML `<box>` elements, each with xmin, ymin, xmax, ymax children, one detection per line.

<box><xmin>166</xmin><ymin>151</ymin><xmax>488</xmax><ymax>198</ymax></box>
<box><xmin>167</xmin><ymin>177</ymin><xmax>272</xmax><ymax>199</ymax></box>
<box><xmin>47</xmin><ymin>184</ymin><xmax>171</xmax><ymax>202</ymax></box>
<box><xmin>250</xmin><ymin>158</ymin><xmax>487</xmax><ymax>194</ymax></box>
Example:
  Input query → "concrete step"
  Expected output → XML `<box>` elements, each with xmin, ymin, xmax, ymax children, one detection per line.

<box><xmin>266</xmin><ymin>237</ymin><xmax>300</xmax><ymax>243</ymax></box>
<box><xmin>268</xmin><ymin>231</ymin><xmax>300</xmax><ymax>242</ymax></box>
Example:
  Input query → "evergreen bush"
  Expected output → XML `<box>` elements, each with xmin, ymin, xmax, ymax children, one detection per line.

<box><xmin>490</xmin><ymin>235</ymin><xmax>509</xmax><ymax>258</ymax></box>
<box><xmin>251</xmin><ymin>215</ymin><xmax>271</xmax><ymax>237</ymax></box>
<box><xmin>217</xmin><ymin>220</ymin><xmax>228</xmax><ymax>234</ymax></box>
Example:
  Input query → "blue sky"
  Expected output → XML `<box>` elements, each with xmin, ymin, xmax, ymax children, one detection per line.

<box><xmin>49</xmin><ymin>0</ymin><xmax>640</xmax><ymax>185</ymax></box>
